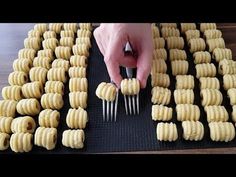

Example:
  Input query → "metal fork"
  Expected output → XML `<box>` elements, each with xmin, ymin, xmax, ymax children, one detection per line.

<box><xmin>123</xmin><ymin>41</ymin><xmax>140</xmax><ymax>115</ymax></box>
<box><xmin>102</xmin><ymin>80</ymin><xmax>119</xmax><ymax>122</ymax></box>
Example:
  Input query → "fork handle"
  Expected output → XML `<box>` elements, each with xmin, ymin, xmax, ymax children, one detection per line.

<box><xmin>125</xmin><ymin>67</ymin><xmax>133</xmax><ymax>78</ymax></box>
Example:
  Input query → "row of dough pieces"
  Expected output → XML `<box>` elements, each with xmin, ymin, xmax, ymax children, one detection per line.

<box><xmin>153</xmin><ymin>48</ymin><xmax>232</xmax><ymax>64</ymax></box>
<box><xmin>152</xmin><ymin>23</ymin><xmax>178</xmax><ymax>143</ymax></box>
<box><xmin>63</xmin><ymin>23</ymin><xmax>93</xmax><ymax>150</ymax></box>
<box><xmin>0</xmin><ymin>22</ymin><xmax>92</xmax><ymax>151</ymax></box>
<box><xmin>152</xmin><ymin>30</ymin><xmax>225</xmax><ymax>54</ymax></box>
<box><xmin>0</xmin><ymin>129</ymin><xmax>85</xmax><ymax>152</ymax></box>
<box><xmin>153</xmin><ymin>23</ymin><xmax>217</xmax><ymax>35</ymax></box>
<box><xmin>156</xmin><ymin>121</ymin><xmax>235</xmax><ymax>142</ymax></box>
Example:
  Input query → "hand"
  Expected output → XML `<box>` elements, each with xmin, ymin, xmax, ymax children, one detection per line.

<box><xmin>94</xmin><ymin>23</ymin><xmax>153</xmax><ymax>88</ymax></box>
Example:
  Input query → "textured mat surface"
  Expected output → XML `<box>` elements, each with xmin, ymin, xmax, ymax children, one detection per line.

<box><xmin>2</xmin><ymin>27</ymin><xmax>236</xmax><ymax>154</ymax></box>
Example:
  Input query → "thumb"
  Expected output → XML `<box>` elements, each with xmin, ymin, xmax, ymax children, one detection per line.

<box><xmin>104</xmin><ymin>35</ymin><xmax>124</xmax><ymax>87</ymax></box>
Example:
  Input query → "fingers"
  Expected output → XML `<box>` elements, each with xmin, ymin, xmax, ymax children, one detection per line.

<box><xmin>104</xmin><ymin>35</ymin><xmax>124</xmax><ymax>87</ymax></box>
<box><xmin>136</xmin><ymin>44</ymin><xmax>153</xmax><ymax>88</ymax></box>
<box><xmin>93</xmin><ymin>27</ymin><xmax>105</xmax><ymax>55</ymax></box>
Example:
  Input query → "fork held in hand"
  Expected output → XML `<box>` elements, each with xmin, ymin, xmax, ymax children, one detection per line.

<box><xmin>123</xmin><ymin>41</ymin><xmax>140</xmax><ymax>115</ymax></box>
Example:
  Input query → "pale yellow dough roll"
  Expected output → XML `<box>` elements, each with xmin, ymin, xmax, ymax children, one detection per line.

<box><xmin>34</xmin><ymin>127</ymin><xmax>57</xmax><ymax>150</ymax></box>
<box><xmin>156</xmin><ymin>122</ymin><xmax>178</xmax><ymax>142</ymax></box>
<box><xmin>96</xmin><ymin>82</ymin><xmax>117</xmax><ymax>101</ymax></box>
<box><xmin>62</xmin><ymin>129</ymin><xmax>85</xmax><ymax>149</ymax></box>
<box><xmin>120</xmin><ymin>78</ymin><xmax>140</xmax><ymax>95</ymax></box>
<box><xmin>66</xmin><ymin>108</ymin><xmax>88</xmax><ymax>129</ymax></box>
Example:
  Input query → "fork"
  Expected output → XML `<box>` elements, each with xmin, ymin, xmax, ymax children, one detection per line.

<box><xmin>123</xmin><ymin>41</ymin><xmax>140</xmax><ymax>115</ymax></box>
<box><xmin>102</xmin><ymin>80</ymin><xmax>119</xmax><ymax>122</ymax></box>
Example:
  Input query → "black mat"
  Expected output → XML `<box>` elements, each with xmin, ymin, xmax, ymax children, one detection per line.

<box><xmin>2</xmin><ymin>25</ymin><xmax>236</xmax><ymax>154</ymax></box>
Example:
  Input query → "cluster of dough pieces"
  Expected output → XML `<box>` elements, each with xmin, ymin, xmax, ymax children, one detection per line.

<box><xmin>152</xmin><ymin>23</ymin><xmax>236</xmax><ymax>143</ymax></box>
<box><xmin>0</xmin><ymin>23</ymin><xmax>92</xmax><ymax>152</ymax></box>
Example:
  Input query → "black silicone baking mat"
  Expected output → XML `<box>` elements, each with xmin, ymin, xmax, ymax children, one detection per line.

<box><xmin>1</xmin><ymin>24</ymin><xmax>236</xmax><ymax>154</ymax></box>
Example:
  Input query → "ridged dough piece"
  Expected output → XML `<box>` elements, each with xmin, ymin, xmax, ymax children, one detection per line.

<box><xmin>120</xmin><ymin>78</ymin><xmax>140</xmax><ymax>95</ymax></box>
<box><xmin>22</xmin><ymin>81</ymin><xmax>43</xmax><ymax>99</ymax></box>
<box><xmin>55</xmin><ymin>46</ymin><xmax>72</xmax><ymax>60</ymax></box>
<box><xmin>219</xmin><ymin>59</ymin><xmax>236</xmax><ymax>75</ymax></box>
<box><xmin>16</xmin><ymin>98</ymin><xmax>41</xmax><ymax>116</ymax></box>
<box><xmin>10</xmin><ymin>132</ymin><xmax>33</xmax><ymax>153</ymax></box>
<box><xmin>18</xmin><ymin>48</ymin><xmax>36</xmax><ymax>61</ymax></box>
<box><xmin>34</xmin><ymin>127</ymin><xmax>57</xmax><ymax>150</ymax></box>
<box><xmin>175</xmin><ymin>75</ymin><xmax>194</xmax><ymax>89</ymax></box>
<box><xmin>200</xmin><ymin>23</ymin><xmax>217</xmax><ymax>33</ymax></box>
<box><xmin>44</xmin><ymin>81</ymin><xmax>64</xmax><ymax>95</ymax></box>
<box><xmin>185</xmin><ymin>30</ymin><xmax>200</xmax><ymax>42</ymax></box>
<box><xmin>195</xmin><ymin>63</ymin><xmax>216</xmax><ymax>78</ymax></box>
<box><xmin>169</xmin><ymin>49</ymin><xmax>187</xmax><ymax>61</ymax></box>
<box><xmin>152</xmin><ymin>105</ymin><xmax>172</xmax><ymax>121</ymax></box>
<box><xmin>188</xmin><ymin>38</ymin><xmax>206</xmax><ymax>53</ymax></box>
<box><xmin>38</xmin><ymin>109</ymin><xmax>60</xmax><ymax>128</ymax></box>
<box><xmin>153</xmin><ymin>37</ymin><xmax>165</xmax><ymax>49</ymax></box>
<box><xmin>151</xmin><ymin>86</ymin><xmax>171</xmax><ymax>105</ymax></box>
<box><xmin>199</xmin><ymin>77</ymin><xmax>220</xmax><ymax>89</ymax></box>
<box><xmin>11</xmin><ymin>116</ymin><xmax>36</xmax><ymax>133</ymax></box>
<box><xmin>207</xmin><ymin>38</ymin><xmax>225</xmax><ymax>52</ymax></box>
<box><xmin>176</xmin><ymin>104</ymin><xmax>200</xmax><ymax>121</ymax></box>
<box><xmin>182</xmin><ymin>121</ymin><xmax>204</xmax><ymax>141</ymax></box>
<box><xmin>174</xmin><ymin>89</ymin><xmax>194</xmax><ymax>104</ymax></box>
<box><xmin>62</xmin><ymin>129</ymin><xmax>85</xmax><ymax>149</ymax></box>
<box><xmin>153</xmin><ymin>48</ymin><xmax>167</xmax><ymax>60</ymax></box>
<box><xmin>200</xmin><ymin>89</ymin><xmax>223</xmax><ymax>106</ymax></box>
<box><xmin>212</xmin><ymin>48</ymin><xmax>232</xmax><ymax>62</ymax></box>
<box><xmin>66</xmin><ymin>108</ymin><xmax>88</xmax><ymax>129</ymax></box>
<box><xmin>204</xmin><ymin>105</ymin><xmax>229</xmax><ymax>122</ymax></box>
<box><xmin>193</xmin><ymin>51</ymin><xmax>211</xmax><ymax>64</ymax></box>
<box><xmin>156</xmin><ymin>122</ymin><xmax>178</xmax><ymax>142</ymax></box>
<box><xmin>151</xmin><ymin>73</ymin><xmax>170</xmax><ymax>88</ymax></box>
<box><xmin>49</xmin><ymin>23</ymin><xmax>63</xmax><ymax>34</ymax></box>
<box><xmin>166</xmin><ymin>36</ymin><xmax>184</xmax><ymax>49</ymax></box>
<box><xmin>1</xmin><ymin>85</ymin><xmax>23</xmax><ymax>101</ymax></box>
<box><xmin>69</xmin><ymin>78</ymin><xmax>88</xmax><ymax>92</ymax></box>
<box><xmin>209</xmin><ymin>122</ymin><xmax>235</xmax><ymax>142</ymax></box>
<box><xmin>43</xmin><ymin>31</ymin><xmax>57</xmax><ymax>39</ymax></box>
<box><xmin>47</xmin><ymin>68</ymin><xmax>67</xmax><ymax>83</ymax></box>
<box><xmin>8</xmin><ymin>71</ymin><xmax>28</xmax><ymax>86</ymax></box>
<box><xmin>171</xmin><ymin>60</ymin><xmax>189</xmax><ymax>76</ymax></box>
<box><xmin>68</xmin><ymin>66</ymin><xmax>86</xmax><ymax>78</ymax></box>
<box><xmin>60</xmin><ymin>30</ymin><xmax>74</xmax><ymax>38</ymax></box>
<box><xmin>29</xmin><ymin>67</ymin><xmax>48</xmax><ymax>84</ymax></box>
<box><xmin>51</xmin><ymin>59</ymin><xmax>69</xmax><ymax>72</ymax></box>
<box><xmin>13</xmin><ymin>58</ymin><xmax>32</xmax><ymax>73</ymax></box>
<box><xmin>41</xmin><ymin>93</ymin><xmax>64</xmax><ymax>110</ymax></box>
<box><xmin>69</xmin><ymin>92</ymin><xmax>87</xmax><ymax>109</ymax></box>
<box><xmin>70</xmin><ymin>55</ymin><xmax>87</xmax><ymax>67</ymax></box>
<box><xmin>151</xmin><ymin>59</ymin><xmax>167</xmax><ymax>74</ymax></box>
<box><xmin>204</xmin><ymin>29</ymin><xmax>222</xmax><ymax>40</ymax></box>
<box><xmin>95</xmin><ymin>82</ymin><xmax>117</xmax><ymax>101</ymax></box>
<box><xmin>63</xmin><ymin>23</ymin><xmax>78</xmax><ymax>33</ymax></box>
<box><xmin>33</xmin><ymin>56</ymin><xmax>51</xmax><ymax>70</ymax></box>
<box><xmin>37</xmin><ymin>49</ymin><xmax>54</xmax><ymax>61</ymax></box>
<box><xmin>34</xmin><ymin>23</ymin><xmax>47</xmax><ymax>34</ymax></box>
<box><xmin>180</xmin><ymin>23</ymin><xmax>196</xmax><ymax>33</ymax></box>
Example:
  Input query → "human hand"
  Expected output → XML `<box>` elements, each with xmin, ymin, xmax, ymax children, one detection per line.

<box><xmin>94</xmin><ymin>23</ymin><xmax>153</xmax><ymax>88</ymax></box>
